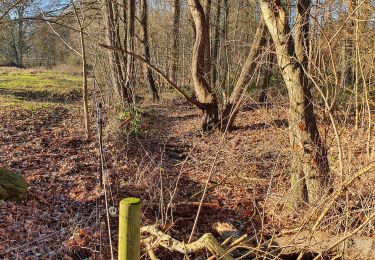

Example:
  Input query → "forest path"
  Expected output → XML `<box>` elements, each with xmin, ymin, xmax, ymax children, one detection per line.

<box><xmin>0</xmin><ymin>67</ymin><xmax>291</xmax><ymax>259</ymax></box>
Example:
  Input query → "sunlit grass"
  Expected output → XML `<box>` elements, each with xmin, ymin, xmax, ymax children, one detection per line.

<box><xmin>0</xmin><ymin>67</ymin><xmax>81</xmax><ymax>110</ymax></box>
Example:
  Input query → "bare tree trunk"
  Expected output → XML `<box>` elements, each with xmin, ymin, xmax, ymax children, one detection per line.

<box><xmin>259</xmin><ymin>44</ymin><xmax>275</xmax><ymax>105</ymax></box>
<box><xmin>189</xmin><ymin>0</ymin><xmax>267</xmax><ymax>130</ymax></box>
<box><xmin>170</xmin><ymin>0</ymin><xmax>180</xmax><ymax>84</ymax></box>
<box><xmin>71</xmin><ymin>1</ymin><xmax>90</xmax><ymax>140</ymax></box>
<box><xmin>222</xmin><ymin>0</ymin><xmax>229</xmax><ymax>100</ymax></box>
<box><xmin>104</xmin><ymin>0</ymin><xmax>130</xmax><ymax>105</ymax></box>
<box><xmin>222</xmin><ymin>19</ymin><xmax>267</xmax><ymax>128</ymax></box>
<box><xmin>188</xmin><ymin>0</ymin><xmax>219</xmax><ymax>131</ymax></box>
<box><xmin>125</xmin><ymin>0</ymin><xmax>136</xmax><ymax>104</ymax></box>
<box><xmin>79</xmin><ymin>29</ymin><xmax>90</xmax><ymax>140</ymax></box>
<box><xmin>343</xmin><ymin>0</ymin><xmax>355</xmax><ymax>87</ymax></box>
<box><xmin>140</xmin><ymin>0</ymin><xmax>159</xmax><ymax>101</ymax></box>
<box><xmin>203</xmin><ymin>0</ymin><xmax>211</xmax><ymax>79</ymax></box>
<box><xmin>211</xmin><ymin>0</ymin><xmax>221</xmax><ymax>87</ymax></box>
<box><xmin>15</xmin><ymin>6</ymin><xmax>25</xmax><ymax>67</ymax></box>
<box><xmin>259</xmin><ymin>0</ymin><xmax>330</xmax><ymax>206</ymax></box>
<box><xmin>122</xmin><ymin>0</ymin><xmax>128</xmax><ymax>75</ymax></box>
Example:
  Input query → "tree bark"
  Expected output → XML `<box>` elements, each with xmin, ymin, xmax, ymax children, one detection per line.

<box><xmin>103</xmin><ymin>0</ymin><xmax>130</xmax><ymax>105</ymax></box>
<box><xmin>15</xmin><ymin>5</ymin><xmax>25</xmax><ymax>67</ymax></box>
<box><xmin>170</xmin><ymin>0</ymin><xmax>180</xmax><ymax>84</ymax></box>
<box><xmin>71</xmin><ymin>1</ymin><xmax>90</xmax><ymax>140</ymax></box>
<box><xmin>259</xmin><ymin>46</ymin><xmax>275</xmax><ymax>105</ymax></box>
<box><xmin>188</xmin><ymin>0</ymin><xmax>219</xmax><ymax>131</ymax></box>
<box><xmin>125</xmin><ymin>0</ymin><xmax>136</xmax><ymax>104</ymax></box>
<box><xmin>79</xmin><ymin>25</ymin><xmax>90</xmax><ymax>140</ymax></box>
<box><xmin>140</xmin><ymin>0</ymin><xmax>159</xmax><ymax>101</ymax></box>
<box><xmin>211</xmin><ymin>0</ymin><xmax>221</xmax><ymax>87</ymax></box>
<box><xmin>259</xmin><ymin>0</ymin><xmax>330</xmax><ymax>206</ymax></box>
<box><xmin>222</xmin><ymin>19</ymin><xmax>267</xmax><ymax>128</ymax></box>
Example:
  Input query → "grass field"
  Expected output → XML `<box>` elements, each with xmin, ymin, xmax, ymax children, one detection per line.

<box><xmin>0</xmin><ymin>67</ymin><xmax>81</xmax><ymax>110</ymax></box>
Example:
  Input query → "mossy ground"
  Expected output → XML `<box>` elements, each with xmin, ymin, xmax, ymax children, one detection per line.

<box><xmin>0</xmin><ymin>168</ymin><xmax>27</xmax><ymax>202</ymax></box>
<box><xmin>0</xmin><ymin>67</ymin><xmax>81</xmax><ymax>110</ymax></box>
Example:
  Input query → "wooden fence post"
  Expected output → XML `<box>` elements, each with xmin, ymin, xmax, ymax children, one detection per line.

<box><xmin>118</xmin><ymin>197</ymin><xmax>141</xmax><ymax>260</ymax></box>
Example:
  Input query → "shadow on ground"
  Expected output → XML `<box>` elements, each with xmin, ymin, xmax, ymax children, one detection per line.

<box><xmin>0</xmin><ymin>87</ymin><xmax>81</xmax><ymax>104</ymax></box>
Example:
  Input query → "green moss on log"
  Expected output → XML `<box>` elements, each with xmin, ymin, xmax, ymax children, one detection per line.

<box><xmin>0</xmin><ymin>168</ymin><xmax>27</xmax><ymax>202</ymax></box>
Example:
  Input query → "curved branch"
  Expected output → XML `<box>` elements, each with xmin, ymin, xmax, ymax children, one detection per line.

<box><xmin>99</xmin><ymin>44</ymin><xmax>206</xmax><ymax>110</ymax></box>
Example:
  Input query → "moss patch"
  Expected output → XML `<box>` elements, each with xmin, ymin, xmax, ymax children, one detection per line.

<box><xmin>0</xmin><ymin>168</ymin><xmax>27</xmax><ymax>203</ymax></box>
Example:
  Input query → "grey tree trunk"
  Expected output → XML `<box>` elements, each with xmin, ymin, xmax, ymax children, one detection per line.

<box><xmin>259</xmin><ymin>0</ymin><xmax>330</xmax><ymax>206</ymax></box>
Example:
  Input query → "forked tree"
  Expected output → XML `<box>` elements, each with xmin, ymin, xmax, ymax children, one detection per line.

<box><xmin>103</xmin><ymin>0</ymin><xmax>267</xmax><ymax>131</ymax></box>
<box><xmin>187</xmin><ymin>0</ymin><xmax>267</xmax><ymax>131</ymax></box>
<box><xmin>258</xmin><ymin>0</ymin><xmax>330</xmax><ymax>206</ymax></box>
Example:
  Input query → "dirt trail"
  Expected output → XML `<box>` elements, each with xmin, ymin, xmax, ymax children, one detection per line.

<box><xmin>0</xmin><ymin>93</ymin><xmax>293</xmax><ymax>258</ymax></box>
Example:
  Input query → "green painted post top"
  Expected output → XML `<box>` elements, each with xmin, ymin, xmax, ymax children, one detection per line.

<box><xmin>118</xmin><ymin>197</ymin><xmax>141</xmax><ymax>260</ymax></box>
<box><xmin>120</xmin><ymin>197</ymin><xmax>141</xmax><ymax>206</ymax></box>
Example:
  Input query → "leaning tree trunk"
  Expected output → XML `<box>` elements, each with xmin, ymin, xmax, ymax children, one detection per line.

<box><xmin>259</xmin><ymin>0</ymin><xmax>330</xmax><ymax>206</ymax></box>
<box><xmin>221</xmin><ymin>19</ymin><xmax>267</xmax><ymax>129</ymax></box>
<box><xmin>140</xmin><ymin>0</ymin><xmax>159</xmax><ymax>101</ymax></box>
<box><xmin>189</xmin><ymin>0</ymin><xmax>268</xmax><ymax>131</ymax></box>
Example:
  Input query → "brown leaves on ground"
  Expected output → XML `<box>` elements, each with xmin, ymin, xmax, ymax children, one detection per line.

<box><xmin>1</xmin><ymin>96</ymin><xmax>373</xmax><ymax>259</ymax></box>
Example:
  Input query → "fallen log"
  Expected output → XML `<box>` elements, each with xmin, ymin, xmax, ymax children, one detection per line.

<box><xmin>141</xmin><ymin>225</ymin><xmax>233</xmax><ymax>260</ymax></box>
<box><xmin>140</xmin><ymin>224</ymin><xmax>375</xmax><ymax>259</ymax></box>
